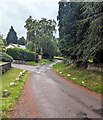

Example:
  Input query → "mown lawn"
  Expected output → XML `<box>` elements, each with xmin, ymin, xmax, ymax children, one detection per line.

<box><xmin>1</xmin><ymin>68</ymin><xmax>29</xmax><ymax>118</ymax></box>
<box><xmin>52</xmin><ymin>62</ymin><xmax>102</xmax><ymax>94</ymax></box>
<box><xmin>25</xmin><ymin>59</ymin><xmax>52</xmax><ymax>66</ymax></box>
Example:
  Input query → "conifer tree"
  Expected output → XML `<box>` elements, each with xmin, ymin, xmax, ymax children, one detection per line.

<box><xmin>6</xmin><ymin>26</ymin><xmax>18</xmax><ymax>45</ymax></box>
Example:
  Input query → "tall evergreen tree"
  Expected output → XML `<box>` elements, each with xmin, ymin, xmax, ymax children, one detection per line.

<box><xmin>6</xmin><ymin>26</ymin><xmax>18</xmax><ymax>45</ymax></box>
<box><xmin>57</xmin><ymin>2</ymin><xmax>103</xmax><ymax>63</ymax></box>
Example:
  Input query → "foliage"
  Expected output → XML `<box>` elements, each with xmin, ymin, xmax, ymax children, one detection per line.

<box><xmin>6</xmin><ymin>26</ymin><xmax>18</xmax><ymax>45</ymax></box>
<box><xmin>54</xmin><ymin>56</ymin><xmax>64</xmax><ymax>60</ymax></box>
<box><xmin>26</xmin><ymin>41</ymin><xmax>34</xmax><ymax>51</ymax></box>
<box><xmin>1</xmin><ymin>68</ymin><xmax>29</xmax><ymax>117</ymax></box>
<box><xmin>0</xmin><ymin>34</ymin><xmax>6</xmax><ymax>52</ymax></box>
<box><xmin>39</xmin><ymin>34</ymin><xmax>58</xmax><ymax>58</ymax></box>
<box><xmin>52</xmin><ymin>62</ymin><xmax>102</xmax><ymax>94</ymax></box>
<box><xmin>25</xmin><ymin>59</ymin><xmax>52</xmax><ymax>66</ymax></box>
<box><xmin>6</xmin><ymin>48</ymin><xmax>38</xmax><ymax>61</ymax></box>
<box><xmin>18</xmin><ymin>36</ymin><xmax>26</xmax><ymax>45</ymax></box>
<box><xmin>24</xmin><ymin>16</ymin><xmax>58</xmax><ymax>58</ymax></box>
<box><xmin>57</xmin><ymin>2</ymin><xmax>103</xmax><ymax>63</ymax></box>
<box><xmin>0</xmin><ymin>52</ymin><xmax>13</xmax><ymax>62</ymax></box>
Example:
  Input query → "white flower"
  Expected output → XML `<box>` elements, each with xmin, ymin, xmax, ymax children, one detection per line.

<box><xmin>23</xmin><ymin>70</ymin><xmax>26</xmax><ymax>73</ymax></box>
<box><xmin>73</xmin><ymin>78</ymin><xmax>76</xmax><ymax>80</ymax></box>
<box><xmin>67</xmin><ymin>74</ymin><xmax>71</xmax><ymax>76</ymax></box>
<box><xmin>9</xmin><ymin>82</ymin><xmax>15</xmax><ymax>86</ymax></box>
<box><xmin>60</xmin><ymin>71</ymin><xmax>62</xmax><ymax>74</ymax></box>
<box><xmin>20</xmin><ymin>72</ymin><xmax>23</xmax><ymax>75</ymax></box>
<box><xmin>82</xmin><ymin>81</ymin><xmax>85</xmax><ymax>84</ymax></box>
<box><xmin>18</xmin><ymin>75</ymin><xmax>21</xmax><ymax>78</ymax></box>
<box><xmin>16</xmin><ymin>78</ymin><xmax>19</xmax><ymax>81</ymax></box>
<box><xmin>57</xmin><ymin>70</ymin><xmax>58</xmax><ymax>72</ymax></box>
<box><xmin>3</xmin><ymin>89</ymin><xmax>7</xmax><ymax>92</ymax></box>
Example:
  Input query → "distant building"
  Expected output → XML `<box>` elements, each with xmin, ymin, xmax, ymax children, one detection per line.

<box><xmin>6</xmin><ymin>43</ymin><xmax>25</xmax><ymax>49</ymax></box>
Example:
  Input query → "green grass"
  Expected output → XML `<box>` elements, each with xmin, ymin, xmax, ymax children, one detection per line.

<box><xmin>54</xmin><ymin>56</ymin><xmax>64</xmax><ymax>60</ymax></box>
<box><xmin>0</xmin><ymin>62</ymin><xmax>7</xmax><ymax>65</ymax></box>
<box><xmin>52</xmin><ymin>62</ymin><xmax>102</xmax><ymax>94</ymax></box>
<box><xmin>0</xmin><ymin>68</ymin><xmax>29</xmax><ymax>118</ymax></box>
<box><xmin>25</xmin><ymin>59</ymin><xmax>52</xmax><ymax>66</ymax></box>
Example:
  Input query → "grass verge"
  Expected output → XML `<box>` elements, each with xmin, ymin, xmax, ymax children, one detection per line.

<box><xmin>1</xmin><ymin>67</ymin><xmax>29</xmax><ymax>118</ymax></box>
<box><xmin>25</xmin><ymin>59</ymin><xmax>52</xmax><ymax>66</ymax></box>
<box><xmin>54</xmin><ymin>56</ymin><xmax>64</xmax><ymax>60</ymax></box>
<box><xmin>0</xmin><ymin>62</ymin><xmax>7</xmax><ymax>65</ymax></box>
<box><xmin>52</xmin><ymin>62</ymin><xmax>102</xmax><ymax>94</ymax></box>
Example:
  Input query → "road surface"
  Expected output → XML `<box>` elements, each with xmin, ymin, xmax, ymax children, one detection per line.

<box><xmin>11</xmin><ymin>63</ymin><xmax>102</xmax><ymax>119</ymax></box>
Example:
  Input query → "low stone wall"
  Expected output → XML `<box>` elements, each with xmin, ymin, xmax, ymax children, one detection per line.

<box><xmin>0</xmin><ymin>62</ymin><xmax>11</xmax><ymax>74</ymax></box>
<box><xmin>87</xmin><ymin>63</ymin><xmax>103</xmax><ymax>72</ymax></box>
<box><xmin>13</xmin><ymin>60</ymin><xmax>25</xmax><ymax>64</ymax></box>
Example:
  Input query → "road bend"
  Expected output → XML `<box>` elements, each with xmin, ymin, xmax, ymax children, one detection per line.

<box><xmin>12</xmin><ymin>63</ymin><xmax>102</xmax><ymax>119</ymax></box>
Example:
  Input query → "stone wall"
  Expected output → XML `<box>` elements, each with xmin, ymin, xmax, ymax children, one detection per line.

<box><xmin>13</xmin><ymin>60</ymin><xmax>25</xmax><ymax>64</ymax></box>
<box><xmin>87</xmin><ymin>63</ymin><xmax>102</xmax><ymax>72</ymax></box>
<box><xmin>0</xmin><ymin>62</ymin><xmax>11</xmax><ymax>74</ymax></box>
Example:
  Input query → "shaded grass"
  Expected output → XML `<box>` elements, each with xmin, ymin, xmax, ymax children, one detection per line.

<box><xmin>1</xmin><ymin>68</ymin><xmax>29</xmax><ymax>118</ymax></box>
<box><xmin>54</xmin><ymin>56</ymin><xmax>64</xmax><ymax>60</ymax></box>
<box><xmin>52</xmin><ymin>62</ymin><xmax>102</xmax><ymax>94</ymax></box>
<box><xmin>25</xmin><ymin>59</ymin><xmax>52</xmax><ymax>66</ymax></box>
<box><xmin>0</xmin><ymin>62</ymin><xmax>7</xmax><ymax>65</ymax></box>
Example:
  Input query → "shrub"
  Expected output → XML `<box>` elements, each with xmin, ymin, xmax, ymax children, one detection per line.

<box><xmin>6</xmin><ymin>48</ymin><xmax>38</xmax><ymax>61</ymax></box>
<box><xmin>0</xmin><ymin>38</ymin><xmax>6</xmax><ymax>52</ymax></box>
<box><xmin>0</xmin><ymin>52</ymin><xmax>13</xmax><ymax>62</ymax></box>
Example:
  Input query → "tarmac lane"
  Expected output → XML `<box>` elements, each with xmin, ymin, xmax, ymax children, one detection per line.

<box><xmin>11</xmin><ymin>63</ymin><xmax>102</xmax><ymax>119</ymax></box>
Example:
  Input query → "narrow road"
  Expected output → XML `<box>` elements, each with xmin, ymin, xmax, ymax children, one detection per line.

<box><xmin>10</xmin><ymin>63</ymin><xmax>102</xmax><ymax>119</ymax></box>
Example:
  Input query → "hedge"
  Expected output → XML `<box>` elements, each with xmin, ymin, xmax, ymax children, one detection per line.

<box><xmin>0</xmin><ymin>52</ymin><xmax>13</xmax><ymax>62</ymax></box>
<box><xmin>6</xmin><ymin>48</ymin><xmax>38</xmax><ymax>61</ymax></box>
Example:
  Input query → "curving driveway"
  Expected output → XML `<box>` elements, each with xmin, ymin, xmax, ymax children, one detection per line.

<box><xmin>10</xmin><ymin>63</ymin><xmax>102</xmax><ymax>118</ymax></box>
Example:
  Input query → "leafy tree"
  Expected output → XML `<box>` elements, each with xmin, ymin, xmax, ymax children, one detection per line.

<box><xmin>39</xmin><ymin>34</ymin><xmax>58</xmax><ymax>58</ymax></box>
<box><xmin>24</xmin><ymin>16</ymin><xmax>58</xmax><ymax>58</ymax></box>
<box><xmin>6</xmin><ymin>26</ymin><xmax>18</xmax><ymax>45</ymax></box>
<box><xmin>18</xmin><ymin>37</ymin><xmax>26</xmax><ymax>45</ymax></box>
<box><xmin>26</xmin><ymin>41</ymin><xmax>34</xmax><ymax>51</ymax></box>
<box><xmin>0</xmin><ymin>33</ymin><xmax>6</xmax><ymax>52</ymax></box>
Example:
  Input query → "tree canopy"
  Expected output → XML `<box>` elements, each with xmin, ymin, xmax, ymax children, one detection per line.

<box><xmin>6</xmin><ymin>26</ymin><xmax>18</xmax><ymax>45</ymax></box>
<box><xmin>0</xmin><ymin>33</ymin><xmax>6</xmax><ymax>52</ymax></box>
<box><xmin>57</xmin><ymin>2</ymin><xmax>103</xmax><ymax>63</ymax></box>
<box><xmin>24</xmin><ymin>16</ymin><xmax>58</xmax><ymax>58</ymax></box>
<box><xmin>18</xmin><ymin>36</ymin><xmax>26</xmax><ymax>45</ymax></box>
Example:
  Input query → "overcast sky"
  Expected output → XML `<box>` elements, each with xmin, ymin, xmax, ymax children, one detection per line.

<box><xmin>0</xmin><ymin>0</ymin><xmax>61</xmax><ymax>39</ymax></box>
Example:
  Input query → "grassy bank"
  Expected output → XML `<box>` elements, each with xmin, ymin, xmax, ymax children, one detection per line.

<box><xmin>54</xmin><ymin>56</ymin><xmax>64</xmax><ymax>60</ymax></box>
<box><xmin>52</xmin><ymin>62</ymin><xmax>102</xmax><ymax>94</ymax></box>
<box><xmin>0</xmin><ymin>62</ymin><xmax>7</xmax><ymax>65</ymax></box>
<box><xmin>25</xmin><ymin>59</ymin><xmax>52</xmax><ymax>66</ymax></box>
<box><xmin>1</xmin><ymin>68</ymin><xmax>29</xmax><ymax>118</ymax></box>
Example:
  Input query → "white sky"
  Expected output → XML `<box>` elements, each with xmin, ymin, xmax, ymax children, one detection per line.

<box><xmin>0</xmin><ymin>0</ymin><xmax>61</xmax><ymax>39</ymax></box>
